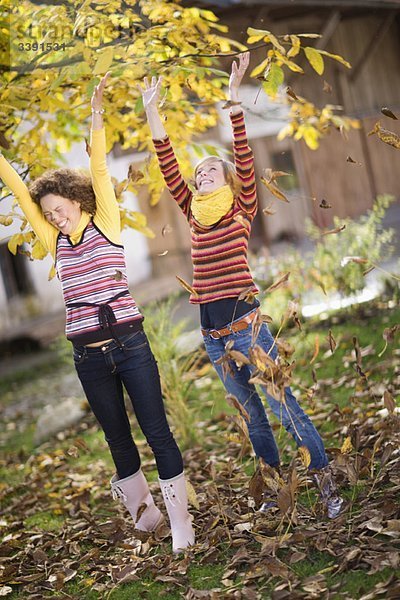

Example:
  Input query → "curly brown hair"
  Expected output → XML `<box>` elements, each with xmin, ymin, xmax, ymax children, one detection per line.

<box><xmin>29</xmin><ymin>169</ymin><xmax>96</xmax><ymax>215</ymax></box>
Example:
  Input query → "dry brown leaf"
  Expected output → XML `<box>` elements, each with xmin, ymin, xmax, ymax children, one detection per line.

<box><xmin>286</xmin><ymin>86</ymin><xmax>299</xmax><ymax>101</ymax></box>
<box><xmin>221</xmin><ymin>100</ymin><xmax>242</xmax><ymax>110</ymax></box>
<box><xmin>323</xmin><ymin>80</ymin><xmax>332</xmax><ymax>93</ymax></box>
<box><xmin>225</xmin><ymin>393</ymin><xmax>250</xmax><ymax>422</ymax></box>
<box><xmin>298</xmin><ymin>446</ymin><xmax>311</xmax><ymax>468</ymax></box>
<box><xmin>260</xmin><ymin>177</ymin><xmax>289</xmax><ymax>203</ymax></box>
<box><xmin>310</xmin><ymin>335</ymin><xmax>320</xmax><ymax>365</ymax></box>
<box><xmin>127</xmin><ymin>165</ymin><xmax>144</xmax><ymax>183</ymax></box>
<box><xmin>319</xmin><ymin>199</ymin><xmax>332</xmax><ymax>209</ymax></box>
<box><xmin>381</xmin><ymin>107</ymin><xmax>398</xmax><ymax>120</ymax></box>
<box><xmin>262</xmin><ymin>203</ymin><xmax>276</xmax><ymax>215</ymax></box>
<box><xmin>266</xmin><ymin>272</ymin><xmax>290</xmax><ymax>292</ymax></box>
<box><xmin>368</xmin><ymin>121</ymin><xmax>400</xmax><ymax>149</ymax></box>
<box><xmin>175</xmin><ymin>275</ymin><xmax>198</xmax><ymax>296</ymax></box>
<box><xmin>321</xmin><ymin>224</ymin><xmax>346</xmax><ymax>236</ymax></box>
<box><xmin>85</xmin><ymin>139</ymin><xmax>91</xmax><ymax>157</ymax></box>
<box><xmin>327</xmin><ymin>329</ymin><xmax>337</xmax><ymax>353</ymax></box>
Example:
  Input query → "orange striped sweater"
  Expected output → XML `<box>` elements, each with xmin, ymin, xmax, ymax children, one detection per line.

<box><xmin>153</xmin><ymin>111</ymin><xmax>259</xmax><ymax>304</ymax></box>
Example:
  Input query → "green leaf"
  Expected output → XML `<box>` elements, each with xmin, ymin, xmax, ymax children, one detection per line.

<box><xmin>304</xmin><ymin>47</ymin><xmax>324</xmax><ymax>75</ymax></box>
<box><xmin>262</xmin><ymin>63</ymin><xmax>284</xmax><ymax>98</ymax></box>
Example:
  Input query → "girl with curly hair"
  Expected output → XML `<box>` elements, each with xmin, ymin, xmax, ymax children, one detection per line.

<box><xmin>0</xmin><ymin>74</ymin><xmax>194</xmax><ymax>553</ymax></box>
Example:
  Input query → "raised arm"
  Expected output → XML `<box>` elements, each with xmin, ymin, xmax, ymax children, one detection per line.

<box><xmin>89</xmin><ymin>72</ymin><xmax>121</xmax><ymax>243</ymax></box>
<box><xmin>140</xmin><ymin>77</ymin><xmax>193</xmax><ymax>219</ymax></box>
<box><xmin>0</xmin><ymin>152</ymin><xmax>57</xmax><ymax>255</ymax></box>
<box><xmin>229</xmin><ymin>53</ymin><xmax>257</xmax><ymax>214</ymax></box>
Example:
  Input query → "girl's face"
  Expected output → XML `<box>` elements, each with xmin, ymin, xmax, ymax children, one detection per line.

<box><xmin>195</xmin><ymin>160</ymin><xmax>226</xmax><ymax>194</ymax></box>
<box><xmin>40</xmin><ymin>194</ymin><xmax>82</xmax><ymax>235</ymax></box>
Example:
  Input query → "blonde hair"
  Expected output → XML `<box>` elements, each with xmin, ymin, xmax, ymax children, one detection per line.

<box><xmin>193</xmin><ymin>157</ymin><xmax>242</xmax><ymax>196</ymax></box>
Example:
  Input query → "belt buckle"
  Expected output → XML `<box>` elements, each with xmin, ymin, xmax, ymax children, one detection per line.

<box><xmin>209</xmin><ymin>330</ymin><xmax>221</xmax><ymax>339</ymax></box>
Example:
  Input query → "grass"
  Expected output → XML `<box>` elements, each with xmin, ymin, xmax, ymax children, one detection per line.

<box><xmin>1</xmin><ymin>297</ymin><xmax>399</xmax><ymax>599</ymax></box>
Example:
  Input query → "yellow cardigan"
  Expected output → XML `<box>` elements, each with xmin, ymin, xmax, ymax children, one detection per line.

<box><xmin>0</xmin><ymin>128</ymin><xmax>121</xmax><ymax>259</ymax></box>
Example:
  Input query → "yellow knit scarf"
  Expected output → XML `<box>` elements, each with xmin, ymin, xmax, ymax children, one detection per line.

<box><xmin>191</xmin><ymin>185</ymin><xmax>234</xmax><ymax>226</ymax></box>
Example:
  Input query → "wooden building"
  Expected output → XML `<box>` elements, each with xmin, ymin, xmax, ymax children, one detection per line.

<box><xmin>140</xmin><ymin>0</ymin><xmax>400</xmax><ymax>280</ymax></box>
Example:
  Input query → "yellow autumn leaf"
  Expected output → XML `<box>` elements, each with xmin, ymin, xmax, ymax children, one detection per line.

<box><xmin>31</xmin><ymin>238</ymin><xmax>48</xmax><ymax>260</ymax></box>
<box><xmin>341</xmin><ymin>437</ymin><xmax>353</xmax><ymax>454</ymax></box>
<box><xmin>298</xmin><ymin>446</ymin><xmax>311</xmax><ymax>468</ymax></box>
<box><xmin>304</xmin><ymin>47</ymin><xmax>324</xmax><ymax>75</ymax></box>
<box><xmin>93</xmin><ymin>47</ymin><xmax>114</xmax><ymax>75</ymax></box>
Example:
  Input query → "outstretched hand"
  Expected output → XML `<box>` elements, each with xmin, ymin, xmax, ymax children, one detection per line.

<box><xmin>229</xmin><ymin>52</ymin><xmax>250</xmax><ymax>101</ymax></box>
<box><xmin>91</xmin><ymin>71</ymin><xmax>110</xmax><ymax>112</ymax></box>
<box><xmin>139</xmin><ymin>76</ymin><xmax>163</xmax><ymax>111</ymax></box>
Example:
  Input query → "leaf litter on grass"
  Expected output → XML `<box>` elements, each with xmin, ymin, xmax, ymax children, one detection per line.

<box><xmin>0</xmin><ymin>306</ymin><xmax>399</xmax><ymax>599</ymax></box>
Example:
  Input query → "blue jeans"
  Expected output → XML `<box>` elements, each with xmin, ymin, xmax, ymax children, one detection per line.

<box><xmin>73</xmin><ymin>330</ymin><xmax>183</xmax><ymax>480</ymax></box>
<box><xmin>203</xmin><ymin>311</ymin><xmax>328</xmax><ymax>470</ymax></box>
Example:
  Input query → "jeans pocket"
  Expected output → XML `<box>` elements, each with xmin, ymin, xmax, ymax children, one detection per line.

<box><xmin>121</xmin><ymin>330</ymin><xmax>149</xmax><ymax>353</ymax></box>
<box><xmin>73</xmin><ymin>347</ymin><xmax>88</xmax><ymax>365</ymax></box>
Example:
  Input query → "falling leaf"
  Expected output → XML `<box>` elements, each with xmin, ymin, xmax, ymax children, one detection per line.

<box><xmin>262</xmin><ymin>203</ymin><xmax>276</xmax><ymax>215</ymax></box>
<box><xmin>298</xmin><ymin>446</ymin><xmax>311</xmax><ymax>468</ymax></box>
<box><xmin>327</xmin><ymin>329</ymin><xmax>336</xmax><ymax>353</ymax></box>
<box><xmin>225</xmin><ymin>393</ymin><xmax>250</xmax><ymax>422</ymax></box>
<box><xmin>221</xmin><ymin>100</ymin><xmax>242</xmax><ymax>110</ymax></box>
<box><xmin>323</xmin><ymin>80</ymin><xmax>332</xmax><ymax>93</ymax></box>
<box><xmin>368</xmin><ymin>121</ymin><xmax>400</xmax><ymax>149</ymax></box>
<box><xmin>112</xmin><ymin>270</ymin><xmax>123</xmax><ymax>281</ymax></box>
<box><xmin>346</xmin><ymin>155</ymin><xmax>362</xmax><ymax>166</ymax></box>
<box><xmin>175</xmin><ymin>275</ymin><xmax>198</xmax><ymax>296</ymax></box>
<box><xmin>381</xmin><ymin>107</ymin><xmax>398</xmax><ymax>120</ymax></box>
<box><xmin>238</xmin><ymin>286</ymin><xmax>257</xmax><ymax>304</ymax></box>
<box><xmin>266</xmin><ymin>272</ymin><xmax>290</xmax><ymax>292</ymax></box>
<box><xmin>260</xmin><ymin>177</ymin><xmax>289</xmax><ymax>203</ymax></box>
<box><xmin>321</xmin><ymin>224</ymin><xmax>346</xmax><ymax>236</ymax></box>
<box><xmin>234</xmin><ymin>213</ymin><xmax>249</xmax><ymax>227</ymax></box>
<box><xmin>341</xmin><ymin>256</ymin><xmax>369</xmax><ymax>266</ymax></box>
<box><xmin>128</xmin><ymin>165</ymin><xmax>144</xmax><ymax>183</ymax></box>
<box><xmin>310</xmin><ymin>335</ymin><xmax>320</xmax><ymax>364</ymax></box>
<box><xmin>85</xmin><ymin>139</ymin><xmax>91</xmax><ymax>157</ymax></box>
<box><xmin>319</xmin><ymin>199</ymin><xmax>331</xmax><ymax>209</ymax></box>
<box><xmin>286</xmin><ymin>86</ymin><xmax>299</xmax><ymax>101</ymax></box>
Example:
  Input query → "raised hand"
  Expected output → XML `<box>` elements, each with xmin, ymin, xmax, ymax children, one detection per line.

<box><xmin>139</xmin><ymin>76</ymin><xmax>163</xmax><ymax>112</ymax></box>
<box><xmin>229</xmin><ymin>52</ymin><xmax>250</xmax><ymax>103</ymax></box>
<box><xmin>91</xmin><ymin>71</ymin><xmax>110</xmax><ymax>112</ymax></box>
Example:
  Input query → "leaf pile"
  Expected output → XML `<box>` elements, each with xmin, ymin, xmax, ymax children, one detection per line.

<box><xmin>1</xmin><ymin>391</ymin><xmax>399</xmax><ymax>598</ymax></box>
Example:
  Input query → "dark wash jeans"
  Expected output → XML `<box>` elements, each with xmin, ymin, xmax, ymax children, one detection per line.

<box><xmin>73</xmin><ymin>329</ymin><xmax>183</xmax><ymax>480</ymax></box>
<box><xmin>203</xmin><ymin>311</ymin><xmax>328</xmax><ymax>470</ymax></box>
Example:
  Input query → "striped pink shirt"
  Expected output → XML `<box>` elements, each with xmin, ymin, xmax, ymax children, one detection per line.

<box><xmin>56</xmin><ymin>221</ymin><xmax>142</xmax><ymax>344</ymax></box>
<box><xmin>154</xmin><ymin>111</ymin><xmax>259</xmax><ymax>304</ymax></box>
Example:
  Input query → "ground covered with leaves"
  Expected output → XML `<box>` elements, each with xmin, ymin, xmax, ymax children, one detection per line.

<box><xmin>0</xmin><ymin>300</ymin><xmax>399</xmax><ymax>599</ymax></box>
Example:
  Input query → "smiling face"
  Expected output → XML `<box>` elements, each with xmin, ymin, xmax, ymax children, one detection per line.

<box><xmin>195</xmin><ymin>159</ymin><xmax>226</xmax><ymax>194</ymax></box>
<box><xmin>40</xmin><ymin>194</ymin><xmax>82</xmax><ymax>235</ymax></box>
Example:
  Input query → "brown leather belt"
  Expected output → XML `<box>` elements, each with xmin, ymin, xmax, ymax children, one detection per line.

<box><xmin>201</xmin><ymin>309</ymin><xmax>258</xmax><ymax>339</ymax></box>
